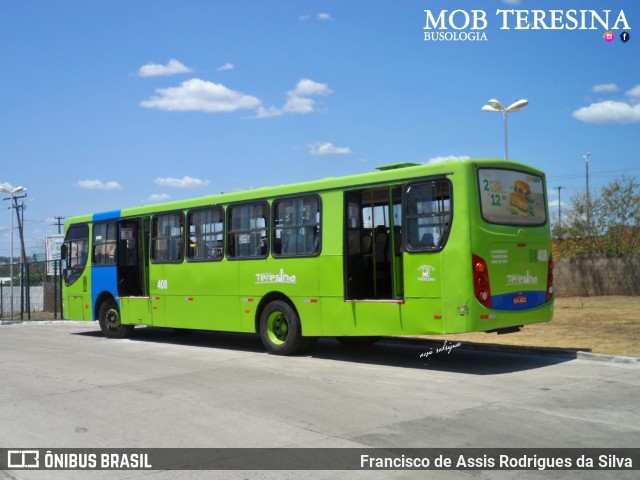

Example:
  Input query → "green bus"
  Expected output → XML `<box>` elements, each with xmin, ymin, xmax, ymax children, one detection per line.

<box><xmin>61</xmin><ymin>159</ymin><xmax>554</xmax><ymax>355</ymax></box>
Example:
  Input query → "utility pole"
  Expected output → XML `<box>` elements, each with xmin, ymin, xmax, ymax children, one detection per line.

<box><xmin>583</xmin><ymin>152</ymin><xmax>591</xmax><ymax>230</ymax></box>
<box><xmin>0</xmin><ymin>185</ymin><xmax>27</xmax><ymax>321</ymax></box>
<box><xmin>12</xmin><ymin>195</ymin><xmax>28</xmax><ymax>263</ymax></box>
<box><xmin>54</xmin><ymin>216</ymin><xmax>65</xmax><ymax>234</ymax></box>
<box><xmin>556</xmin><ymin>186</ymin><xmax>563</xmax><ymax>228</ymax></box>
<box><xmin>13</xmin><ymin>195</ymin><xmax>28</xmax><ymax>320</ymax></box>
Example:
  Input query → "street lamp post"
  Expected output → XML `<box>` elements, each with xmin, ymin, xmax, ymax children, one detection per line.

<box><xmin>0</xmin><ymin>184</ymin><xmax>27</xmax><ymax>321</ymax></box>
<box><xmin>482</xmin><ymin>98</ymin><xmax>529</xmax><ymax>160</ymax></box>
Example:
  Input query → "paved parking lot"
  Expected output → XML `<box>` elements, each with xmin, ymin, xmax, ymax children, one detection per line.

<box><xmin>0</xmin><ymin>322</ymin><xmax>638</xmax><ymax>479</ymax></box>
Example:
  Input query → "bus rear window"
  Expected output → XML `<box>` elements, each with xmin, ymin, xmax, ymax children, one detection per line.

<box><xmin>478</xmin><ymin>169</ymin><xmax>546</xmax><ymax>226</ymax></box>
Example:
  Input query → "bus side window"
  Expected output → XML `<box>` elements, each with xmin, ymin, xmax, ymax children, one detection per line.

<box><xmin>93</xmin><ymin>222</ymin><xmax>117</xmax><ymax>266</ymax></box>
<box><xmin>187</xmin><ymin>207</ymin><xmax>224</xmax><ymax>262</ymax></box>
<box><xmin>227</xmin><ymin>203</ymin><xmax>269</xmax><ymax>259</ymax></box>
<box><xmin>272</xmin><ymin>196</ymin><xmax>321</xmax><ymax>257</ymax></box>
<box><xmin>152</xmin><ymin>213</ymin><xmax>184</xmax><ymax>263</ymax></box>
<box><xmin>405</xmin><ymin>180</ymin><xmax>452</xmax><ymax>252</ymax></box>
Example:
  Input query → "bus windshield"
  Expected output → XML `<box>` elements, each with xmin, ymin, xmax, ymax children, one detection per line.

<box><xmin>478</xmin><ymin>168</ymin><xmax>546</xmax><ymax>226</ymax></box>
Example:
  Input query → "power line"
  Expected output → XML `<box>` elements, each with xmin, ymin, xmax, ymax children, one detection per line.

<box><xmin>548</xmin><ymin>167</ymin><xmax>640</xmax><ymax>181</ymax></box>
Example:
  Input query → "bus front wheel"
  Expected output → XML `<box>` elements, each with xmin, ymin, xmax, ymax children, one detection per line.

<box><xmin>259</xmin><ymin>300</ymin><xmax>314</xmax><ymax>355</ymax></box>
<box><xmin>98</xmin><ymin>300</ymin><xmax>134</xmax><ymax>339</ymax></box>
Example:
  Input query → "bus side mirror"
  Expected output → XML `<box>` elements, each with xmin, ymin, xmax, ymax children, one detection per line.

<box><xmin>60</xmin><ymin>244</ymin><xmax>68</xmax><ymax>261</ymax></box>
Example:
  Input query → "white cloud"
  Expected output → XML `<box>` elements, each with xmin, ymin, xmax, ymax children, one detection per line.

<box><xmin>255</xmin><ymin>106</ymin><xmax>284</xmax><ymax>119</ymax></box>
<box><xmin>427</xmin><ymin>155</ymin><xmax>471</xmax><ymax>164</ymax></box>
<box><xmin>256</xmin><ymin>79</ymin><xmax>332</xmax><ymax>119</ymax></box>
<box><xmin>572</xmin><ymin>100</ymin><xmax>640</xmax><ymax>124</ymax></box>
<box><xmin>217</xmin><ymin>63</ymin><xmax>234</xmax><ymax>72</ymax></box>
<box><xmin>309</xmin><ymin>142</ymin><xmax>352</xmax><ymax>156</ymax></box>
<box><xmin>154</xmin><ymin>176</ymin><xmax>210</xmax><ymax>188</ymax></box>
<box><xmin>573</xmin><ymin>84</ymin><xmax>640</xmax><ymax>123</ymax></box>
<box><xmin>592</xmin><ymin>83</ymin><xmax>619</xmax><ymax>93</ymax></box>
<box><xmin>75</xmin><ymin>180</ymin><xmax>121</xmax><ymax>190</ymax></box>
<box><xmin>146</xmin><ymin>193</ymin><xmax>171</xmax><ymax>203</ymax></box>
<box><xmin>501</xmin><ymin>0</ymin><xmax>521</xmax><ymax>5</ymax></box>
<box><xmin>300</xmin><ymin>13</ymin><xmax>332</xmax><ymax>21</ymax></box>
<box><xmin>141</xmin><ymin>77</ymin><xmax>332</xmax><ymax>119</ymax></box>
<box><xmin>283</xmin><ymin>96</ymin><xmax>315</xmax><ymax>114</ymax></box>
<box><xmin>290</xmin><ymin>79</ymin><xmax>332</xmax><ymax>97</ymax></box>
<box><xmin>138</xmin><ymin>59</ymin><xmax>193</xmax><ymax>77</ymax></box>
<box><xmin>625</xmin><ymin>84</ymin><xmax>640</xmax><ymax>99</ymax></box>
<box><xmin>140</xmin><ymin>78</ymin><xmax>261</xmax><ymax>113</ymax></box>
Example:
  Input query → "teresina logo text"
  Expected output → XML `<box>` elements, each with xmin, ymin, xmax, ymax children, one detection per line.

<box><xmin>506</xmin><ymin>271</ymin><xmax>538</xmax><ymax>286</ymax></box>
<box><xmin>255</xmin><ymin>269</ymin><xmax>297</xmax><ymax>285</ymax></box>
<box><xmin>423</xmin><ymin>9</ymin><xmax>631</xmax><ymax>42</ymax></box>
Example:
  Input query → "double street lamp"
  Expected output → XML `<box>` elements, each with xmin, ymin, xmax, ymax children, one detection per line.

<box><xmin>0</xmin><ymin>184</ymin><xmax>27</xmax><ymax>320</ymax></box>
<box><xmin>482</xmin><ymin>98</ymin><xmax>529</xmax><ymax>160</ymax></box>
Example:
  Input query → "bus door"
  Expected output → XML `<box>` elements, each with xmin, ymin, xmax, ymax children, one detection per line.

<box><xmin>344</xmin><ymin>186</ymin><xmax>403</xmax><ymax>300</ymax></box>
<box><xmin>117</xmin><ymin>219</ymin><xmax>150</xmax><ymax>324</ymax></box>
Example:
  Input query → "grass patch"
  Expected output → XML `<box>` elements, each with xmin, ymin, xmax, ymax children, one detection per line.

<box><xmin>416</xmin><ymin>296</ymin><xmax>640</xmax><ymax>358</ymax></box>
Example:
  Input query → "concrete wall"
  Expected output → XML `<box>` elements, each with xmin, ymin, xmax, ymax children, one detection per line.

<box><xmin>554</xmin><ymin>254</ymin><xmax>640</xmax><ymax>297</ymax></box>
<box><xmin>0</xmin><ymin>286</ymin><xmax>44</xmax><ymax>314</ymax></box>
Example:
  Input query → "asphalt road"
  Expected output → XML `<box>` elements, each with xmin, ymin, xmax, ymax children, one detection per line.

<box><xmin>0</xmin><ymin>322</ymin><xmax>638</xmax><ymax>480</ymax></box>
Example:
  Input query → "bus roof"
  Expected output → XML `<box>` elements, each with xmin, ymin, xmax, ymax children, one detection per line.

<box><xmin>66</xmin><ymin>158</ymin><xmax>544</xmax><ymax>223</ymax></box>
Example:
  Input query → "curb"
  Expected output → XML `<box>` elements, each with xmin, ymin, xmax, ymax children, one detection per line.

<box><xmin>0</xmin><ymin>319</ymin><xmax>92</xmax><ymax>327</ymax></box>
<box><xmin>387</xmin><ymin>337</ymin><xmax>640</xmax><ymax>365</ymax></box>
<box><xmin>575</xmin><ymin>351</ymin><xmax>640</xmax><ymax>365</ymax></box>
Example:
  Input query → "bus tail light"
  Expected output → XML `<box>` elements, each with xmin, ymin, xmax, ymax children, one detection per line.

<box><xmin>546</xmin><ymin>256</ymin><xmax>554</xmax><ymax>301</ymax></box>
<box><xmin>472</xmin><ymin>254</ymin><xmax>492</xmax><ymax>308</ymax></box>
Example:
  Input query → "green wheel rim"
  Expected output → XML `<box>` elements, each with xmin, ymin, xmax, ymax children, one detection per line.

<box><xmin>105</xmin><ymin>307</ymin><xmax>121</xmax><ymax>330</ymax></box>
<box><xmin>267</xmin><ymin>311</ymin><xmax>289</xmax><ymax>345</ymax></box>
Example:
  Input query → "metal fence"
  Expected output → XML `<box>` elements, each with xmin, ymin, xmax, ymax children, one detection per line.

<box><xmin>0</xmin><ymin>260</ymin><xmax>63</xmax><ymax>320</ymax></box>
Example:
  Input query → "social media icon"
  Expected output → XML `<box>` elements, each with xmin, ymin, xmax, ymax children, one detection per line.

<box><xmin>620</xmin><ymin>31</ymin><xmax>630</xmax><ymax>43</ymax></box>
<box><xmin>603</xmin><ymin>31</ymin><xmax>615</xmax><ymax>43</ymax></box>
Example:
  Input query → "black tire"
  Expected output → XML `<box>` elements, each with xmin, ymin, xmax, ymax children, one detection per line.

<box><xmin>336</xmin><ymin>336</ymin><xmax>381</xmax><ymax>348</ymax></box>
<box><xmin>98</xmin><ymin>299</ymin><xmax>134</xmax><ymax>339</ymax></box>
<box><xmin>259</xmin><ymin>300</ymin><xmax>315</xmax><ymax>355</ymax></box>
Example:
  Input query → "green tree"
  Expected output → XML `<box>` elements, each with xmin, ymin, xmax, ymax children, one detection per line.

<box><xmin>554</xmin><ymin>176</ymin><xmax>640</xmax><ymax>256</ymax></box>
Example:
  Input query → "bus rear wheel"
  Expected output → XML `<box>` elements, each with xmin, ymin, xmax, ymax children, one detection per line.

<box><xmin>259</xmin><ymin>300</ymin><xmax>314</xmax><ymax>355</ymax></box>
<box><xmin>98</xmin><ymin>299</ymin><xmax>134</xmax><ymax>339</ymax></box>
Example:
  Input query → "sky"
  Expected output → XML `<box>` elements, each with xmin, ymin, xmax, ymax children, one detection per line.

<box><xmin>1</xmin><ymin>0</ymin><xmax>638</xmax><ymax>257</ymax></box>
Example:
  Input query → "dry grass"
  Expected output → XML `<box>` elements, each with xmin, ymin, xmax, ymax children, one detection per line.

<box><xmin>417</xmin><ymin>296</ymin><xmax>640</xmax><ymax>358</ymax></box>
